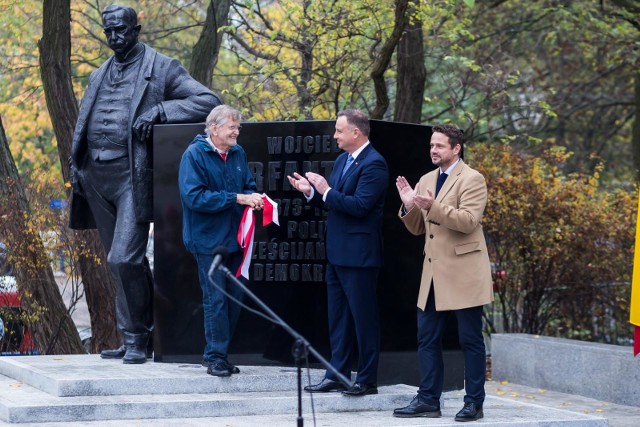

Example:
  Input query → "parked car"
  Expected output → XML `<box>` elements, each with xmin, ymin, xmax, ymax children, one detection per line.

<box><xmin>0</xmin><ymin>242</ymin><xmax>35</xmax><ymax>354</ymax></box>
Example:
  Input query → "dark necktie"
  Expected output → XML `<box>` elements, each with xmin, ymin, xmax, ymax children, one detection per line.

<box><xmin>341</xmin><ymin>154</ymin><xmax>354</xmax><ymax>178</ymax></box>
<box><xmin>435</xmin><ymin>172</ymin><xmax>448</xmax><ymax>196</ymax></box>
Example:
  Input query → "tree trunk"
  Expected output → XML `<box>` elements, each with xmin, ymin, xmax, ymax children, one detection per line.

<box><xmin>0</xmin><ymin>116</ymin><xmax>84</xmax><ymax>354</ymax></box>
<box><xmin>394</xmin><ymin>18</ymin><xmax>425</xmax><ymax>124</ymax></box>
<box><xmin>189</xmin><ymin>0</ymin><xmax>232</xmax><ymax>89</ymax></box>
<box><xmin>38</xmin><ymin>0</ymin><xmax>118</xmax><ymax>352</ymax></box>
<box><xmin>633</xmin><ymin>72</ymin><xmax>640</xmax><ymax>183</ymax></box>
<box><xmin>370</xmin><ymin>0</ymin><xmax>410</xmax><ymax>119</ymax></box>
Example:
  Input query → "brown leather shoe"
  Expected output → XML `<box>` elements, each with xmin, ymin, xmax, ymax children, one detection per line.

<box><xmin>304</xmin><ymin>378</ymin><xmax>346</xmax><ymax>393</ymax></box>
<box><xmin>341</xmin><ymin>382</ymin><xmax>378</xmax><ymax>396</ymax></box>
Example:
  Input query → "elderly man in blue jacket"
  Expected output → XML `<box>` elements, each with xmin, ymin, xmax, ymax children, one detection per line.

<box><xmin>178</xmin><ymin>105</ymin><xmax>263</xmax><ymax>377</ymax></box>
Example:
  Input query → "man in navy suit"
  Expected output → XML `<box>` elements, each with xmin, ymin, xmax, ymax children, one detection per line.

<box><xmin>288</xmin><ymin>109</ymin><xmax>389</xmax><ymax>396</ymax></box>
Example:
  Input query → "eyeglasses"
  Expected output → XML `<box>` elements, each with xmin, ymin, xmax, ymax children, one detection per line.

<box><xmin>211</xmin><ymin>123</ymin><xmax>242</xmax><ymax>132</ymax></box>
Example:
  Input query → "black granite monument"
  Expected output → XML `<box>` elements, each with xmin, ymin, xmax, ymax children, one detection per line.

<box><xmin>153</xmin><ymin>120</ymin><xmax>464</xmax><ymax>388</ymax></box>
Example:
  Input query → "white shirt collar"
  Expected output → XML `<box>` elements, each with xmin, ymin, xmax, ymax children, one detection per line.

<box><xmin>350</xmin><ymin>141</ymin><xmax>370</xmax><ymax>160</ymax></box>
<box><xmin>206</xmin><ymin>136</ymin><xmax>227</xmax><ymax>155</ymax></box>
<box><xmin>441</xmin><ymin>158</ymin><xmax>460</xmax><ymax>175</ymax></box>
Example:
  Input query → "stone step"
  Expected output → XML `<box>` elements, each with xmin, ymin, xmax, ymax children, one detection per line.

<box><xmin>0</xmin><ymin>355</ymin><xmax>609</xmax><ymax>426</ymax></box>
<box><xmin>0</xmin><ymin>372</ymin><xmax>412</xmax><ymax>424</ymax></box>
<box><xmin>0</xmin><ymin>355</ymin><xmax>325</xmax><ymax>397</ymax></box>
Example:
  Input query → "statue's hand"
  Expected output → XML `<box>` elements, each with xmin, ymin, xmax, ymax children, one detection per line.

<box><xmin>133</xmin><ymin>105</ymin><xmax>161</xmax><ymax>142</ymax></box>
<box><xmin>68</xmin><ymin>157</ymin><xmax>84</xmax><ymax>197</ymax></box>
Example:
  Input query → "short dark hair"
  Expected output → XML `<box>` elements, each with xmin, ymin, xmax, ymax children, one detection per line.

<box><xmin>102</xmin><ymin>5</ymin><xmax>138</xmax><ymax>26</ymax></box>
<box><xmin>432</xmin><ymin>124</ymin><xmax>464</xmax><ymax>149</ymax></box>
<box><xmin>337</xmin><ymin>109</ymin><xmax>370</xmax><ymax>137</ymax></box>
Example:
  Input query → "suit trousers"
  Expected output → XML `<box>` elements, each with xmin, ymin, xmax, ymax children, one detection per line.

<box><xmin>325</xmin><ymin>263</ymin><xmax>380</xmax><ymax>384</ymax></box>
<box><xmin>82</xmin><ymin>156</ymin><xmax>154</xmax><ymax>347</ymax></box>
<box><xmin>417</xmin><ymin>284</ymin><xmax>486</xmax><ymax>406</ymax></box>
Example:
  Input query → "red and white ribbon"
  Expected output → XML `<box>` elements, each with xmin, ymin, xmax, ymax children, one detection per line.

<box><xmin>262</xmin><ymin>194</ymin><xmax>280</xmax><ymax>226</ymax></box>
<box><xmin>236</xmin><ymin>195</ymin><xmax>279</xmax><ymax>279</ymax></box>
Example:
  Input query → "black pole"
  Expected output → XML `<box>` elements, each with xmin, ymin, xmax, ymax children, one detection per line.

<box><xmin>292</xmin><ymin>339</ymin><xmax>307</xmax><ymax>427</ymax></box>
<box><xmin>210</xmin><ymin>264</ymin><xmax>354</xmax><ymax>425</ymax></box>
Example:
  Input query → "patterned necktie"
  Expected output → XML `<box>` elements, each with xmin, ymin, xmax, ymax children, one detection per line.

<box><xmin>341</xmin><ymin>155</ymin><xmax>354</xmax><ymax>178</ymax></box>
<box><xmin>435</xmin><ymin>172</ymin><xmax>448</xmax><ymax>196</ymax></box>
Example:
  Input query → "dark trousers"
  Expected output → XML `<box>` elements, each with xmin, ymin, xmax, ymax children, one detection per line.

<box><xmin>325</xmin><ymin>263</ymin><xmax>380</xmax><ymax>384</ymax></box>
<box><xmin>82</xmin><ymin>156</ymin><xmax>153</xmax><ymax>347</ymax></box>
<box><xmin>417</xmin><ymin>284</ymin><xmax>486</xmax><ymax>406</ymax></box>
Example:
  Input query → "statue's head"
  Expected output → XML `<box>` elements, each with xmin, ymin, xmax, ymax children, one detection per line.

<box><xmin>102</xmin><ymin>5</ymin><xmax>140</xmax><ymax>57</ymax></box>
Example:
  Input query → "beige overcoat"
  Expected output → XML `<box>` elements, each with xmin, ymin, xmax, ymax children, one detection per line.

<box><xmin>399</xmin><ymin>160</ymin><xmax>494</xmax><ymax>311</ymax></box>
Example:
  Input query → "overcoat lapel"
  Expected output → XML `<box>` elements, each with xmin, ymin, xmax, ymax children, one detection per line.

<box><xmin>129</xmin><ymin>47</ymin><xmax>156</xmax><ymax>128</ymax></box>
<box><xmin>436</xmin><ymin>161</ymin><xmax>464</xmax><ymax>201</ymax></box>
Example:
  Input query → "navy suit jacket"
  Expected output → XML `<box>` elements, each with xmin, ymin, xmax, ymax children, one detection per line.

<box><xmin>311</xmin><ymin>144</ymin><xmax>389</xmax><ymax>268</ymax></box>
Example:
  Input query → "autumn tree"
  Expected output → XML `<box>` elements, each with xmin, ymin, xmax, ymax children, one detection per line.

<box><xmin>420</xmin><ymin>1</ymin><xmax>638</xmax><ymax>183</ymax></box>
<box><xmin>190</xmin><ymin>0</ymin><xmax>232</xmax><ymax>88</ymax></box>
<box><xmin>472</xmin><ymin>141</ymin><xmax>634</xmax><ymax>341</ymax></box>
<box><xmin>219</xmin><ymin>0</ymin><xmax>402</xmax><ymax>119</ymax></box>
<box><xmin>394</xmin><ymin>4</ymin><xmax>425</xmax><ymax>123</ymax></box>
<box><xmin>0</xmin><ymin>114</ymin><xmax>84</xmax><ymax>354</ymax></box>
<box><xmin>39</xmin><ymin>0</ymin><xmax>120</xmax><ymax>352</ymax></box>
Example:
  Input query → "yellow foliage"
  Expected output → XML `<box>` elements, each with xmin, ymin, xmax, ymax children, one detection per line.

<box><xmin>472</xmin><ymin>141</ymin><xmax>635</xmax><ymax>338</ymax></box>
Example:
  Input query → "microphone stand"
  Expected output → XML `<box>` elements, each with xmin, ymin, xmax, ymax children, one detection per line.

<box><xmin>211</xmin><ymin>264</ymin><xmax>353</xmax><ymax>427</ymax></box>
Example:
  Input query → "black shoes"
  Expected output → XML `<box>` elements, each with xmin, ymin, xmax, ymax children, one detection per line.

<box><xmin>224</xmin><ymin>361</ymin><xmax>240</xmax><ymax>374</ymax></box>
<box><xmin>100</xmin><ymin>345</ymin><xmax>127</xmax><ymax>359</ymax></box>
<box><xmin>342</xmin><ymin>382</ymin><xmax>378</xmax><ymax>396</ymax></box>
<box><xmin>393</xmin><ymin>395</ymin><xmax>441</xmax><ymax>418</ymax></box>
<box><xmin>122</xmin><ymin>346</ymin><xmax>147</xmax><ymax>364</ymax></box>
<box><xmin>100</xmin><ymin>344</ymin><xmax>153</xmax><ymax>360</ymax></box>
<box><xmin>204</xmin><ymin>360</ymin><xmax>240</xmax><ymax>377</ymax></box>
<box><xmin>455</xmin><ymin>402</ymin><xmax>483</xmax><ymax>422</ymax></box>
<box><xmin>100</xmin><ymin>345</ymin><xmax>150</xmax><ymax>364</ymax></box>
<box><xmin>393</xmin><ymin>397</ymin><xmax>483</xmax><ymax>421</ymax></box>
<box><xmin>304</xmin><ymin>378</ymin><xmax>346</xmax><ymax>393</ymax></box>
<box><xmin>206</xmin><ymin>361</ymin><xmax>232</xmax><ymax>377</ymax></box>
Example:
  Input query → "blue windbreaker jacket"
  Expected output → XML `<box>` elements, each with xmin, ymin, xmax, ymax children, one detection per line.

<box><xmin>178</xmin><ymin>134</ymin><xmax>257</xmax><ymax>254</ymax></box>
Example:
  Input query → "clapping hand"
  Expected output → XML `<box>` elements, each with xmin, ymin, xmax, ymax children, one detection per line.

<box><xmin>287</xmin><ymin>172</ymin><xmax>312</xmax><ymax>197</ymax></box>
<box><xmin>305</xmin><ymin>172</ymin><xmax>329</xmax><ymax>195</ymax></box>
<box><xmin>396</xmin><ymin>176</ymin><xmax>417</xmax><ymax>211</ymax></box>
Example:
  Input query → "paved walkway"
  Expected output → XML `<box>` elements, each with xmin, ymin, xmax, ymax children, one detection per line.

<box><xmin>484</xmin><ymin>380</ymin><xmax>640</xmax><ymax>427</ymax></box>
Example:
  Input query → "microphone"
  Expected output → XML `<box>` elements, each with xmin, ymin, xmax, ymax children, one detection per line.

<box><xmin>208</xmin><ymin>246</ymin><xmax>229</xmax><ymax>277</ymax></box>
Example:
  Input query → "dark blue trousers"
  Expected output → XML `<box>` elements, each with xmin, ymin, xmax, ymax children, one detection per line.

<box><xmin>417</xmin><ymin>284</ymin><xmax>486</xmax><ymax>406</ymax></box>
<box><xmin>195</xmin><ymin>250</ymin><xmax>244</xmax><ymax>364</ymax></box>
<box><xmin>325</xmin><ymin>264</ymin><xmax>380</xmax><ymax>384</ymax></box>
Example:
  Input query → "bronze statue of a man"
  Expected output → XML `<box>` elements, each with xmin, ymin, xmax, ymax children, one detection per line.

<box><xmin>69</xmin><ymin>4</ymin><xmax>221</xmax><ymax>363</ymax></box>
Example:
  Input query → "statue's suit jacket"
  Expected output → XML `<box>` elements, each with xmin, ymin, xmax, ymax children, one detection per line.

<box><xmin>70</xmin><ymin>43</ymin><xmax>220</xmax><ymax>229</ymax></box>
<box><xmin>400</xmin><ymin>160</ymin><xmax>494</xmax><ymax>311</ymax></box>
<box><xmin>312</xmin><ymin>144</ymin><xmax>389</xmax><ymax>269</ymax></box>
